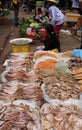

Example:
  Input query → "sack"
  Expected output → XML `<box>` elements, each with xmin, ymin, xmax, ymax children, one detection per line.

<box><xmin>13</xmin><ymin>0</ymin><xmax>17</xmax><ymax>4</ymax></box>
<box><xmin>12</xmin><ymin>0</ymin><xmax>20</xmax><ymax>5</ymax></box>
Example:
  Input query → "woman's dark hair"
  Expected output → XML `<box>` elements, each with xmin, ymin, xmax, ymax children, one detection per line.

<box><xmin>37</xmin><ymin>7</ymin><xmax>42</xmax><ymax>14</ymax></box>
<box><xmin>45</xmin><ymin>24</ymin><xmax>54</xmax><ymax>34</ymax></box>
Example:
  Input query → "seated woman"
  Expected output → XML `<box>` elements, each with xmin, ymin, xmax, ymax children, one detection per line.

<box><xmin>43</xmin><ymin>24</ymin><xmax>61</xmax><ymax>52</ymax></box>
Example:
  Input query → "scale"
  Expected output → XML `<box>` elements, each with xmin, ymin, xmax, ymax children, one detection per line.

<box><xmin>10</xmin><ymin>38</ymin><xmax>32</xmax><ymax>53</ymax></box>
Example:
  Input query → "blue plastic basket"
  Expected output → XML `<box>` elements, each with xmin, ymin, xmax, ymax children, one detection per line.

<box><xmin>72</xmin><ymin>49</ymin><xmax>82</xmax><ymax>58</ymax></box>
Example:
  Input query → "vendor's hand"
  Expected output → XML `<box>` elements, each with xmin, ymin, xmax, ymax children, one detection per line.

<box><xmin>49</xmin><ymin>17</ymin><xmax>52</xmax><ymax>22</ymax></box>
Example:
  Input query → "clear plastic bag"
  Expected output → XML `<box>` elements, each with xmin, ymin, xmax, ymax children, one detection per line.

<box><xmin>55</xmin><ymin>61</ymin><xmax>69</xmax><ymax>72</ymax></box>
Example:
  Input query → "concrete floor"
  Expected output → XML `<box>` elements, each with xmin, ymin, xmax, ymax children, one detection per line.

<box><xmin>60</xmin><ymin>35</ymin><xmax>81</xmax><ymax>52</ymax></box>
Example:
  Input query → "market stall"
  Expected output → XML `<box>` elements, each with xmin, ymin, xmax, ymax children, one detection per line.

<box><xmin>65</xmin><ymin>13</ymin><xmax>81</xmax><ymax>22</ymax></box>
<box><xmin>0</xmin><ymin>36</ymin><xmax>82</xmax><ymax>129</ymax></box>
<box><xmin>19</xmin><ymin>0</ymin><xmax>48</xmax><ymax>44</ymax></box>
<box><xmin>0</xmin><ymin>3</ymin><xmax>82</xmax><ymax>126</ymax></box>
<box><xmin>35</xmin><ymin>0</ymin><xmax>45</xmax><ymax>15</ymax></box>
<box><xmin>19</xmin><ymin>17</ymin><xmax>47</xmax><ymax>44</ymax></box>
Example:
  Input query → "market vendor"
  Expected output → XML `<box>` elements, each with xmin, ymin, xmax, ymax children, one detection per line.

<box><xmin>45</xmin><ymin>0</ymin><xmax>66</xmax><ymax>37</ymax></box>
<box><xmin>34</xmin><ymin>7</ymin><xmax>48</xmax><ymax>24</ymax></box>
<box><xmin>43</xmin><ymin>23</ymin><xmax>61</xmax><ymax>52</ymax></box>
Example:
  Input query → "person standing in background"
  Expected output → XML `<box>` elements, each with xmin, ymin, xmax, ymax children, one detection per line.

<box><xmin>46</xmin><ymin>0</ymin><xmax>66</xmax><ymax>37</ymax></box>
<box><xmin>67</xmin><ymin>0</ymin><xmax>72</xmax><ymax>9</ymax></box>
<box><xmin>78</xmin><ymin>0</ymin><xmax>82</xmax><ymax>15</ymax></box>
<box><xmin>72</xmin><ymin>0</ymin><xmax>79</xmax><ymax>9</ymax></box>
<box><xmin>27</xmin><ymin>0</ymin><xmax>35</xmax><ymax>13</ymax></box>
<box><xmin>13</xmin><ymin>0</ymin><xmax>20</xmax><ymax>26</ymax></box>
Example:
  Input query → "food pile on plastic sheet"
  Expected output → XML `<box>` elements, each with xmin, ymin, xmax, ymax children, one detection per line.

<box><xmin>0</xmin><ymin>104</ymin><xmax>41</xmax><ymax>130</ymax></box>
<box><xmin>0</xmin><ymin>50</ymin><xmax>82</xmax><ymax>129</ymax></box>
<box><xmin>40</xmin><ymin>101</ymin><xmax>82</xmax><ymax>130</ymax></box>
<box><xmin>33</xmin><ymin>51</ymin><xmax>59</xmax><ymax>70</ymax></box>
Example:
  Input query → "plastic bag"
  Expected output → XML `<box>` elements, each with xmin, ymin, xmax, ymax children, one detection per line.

<box><xmin>55</xmin><ymin>61</ymin><xmax>69</xmax><ymax>72</ymax></box>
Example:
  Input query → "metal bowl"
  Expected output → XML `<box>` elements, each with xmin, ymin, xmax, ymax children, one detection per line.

<box><xmin>10</xmin><ymin>38</ymin><xmax>32</xmax><ymax>46</ymax></box>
